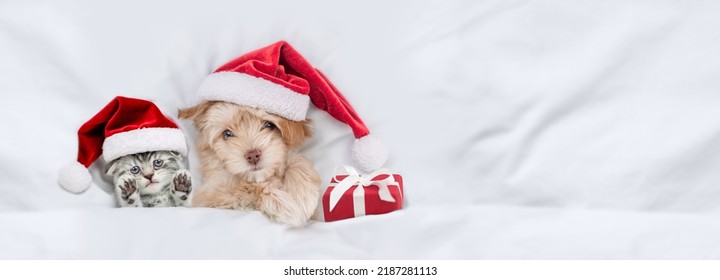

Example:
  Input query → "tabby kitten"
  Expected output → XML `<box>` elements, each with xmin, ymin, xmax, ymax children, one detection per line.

<box><xmin>106</xmin><ymin>151</ymin><xmax>192</xmax><ymax>207</ymax></box>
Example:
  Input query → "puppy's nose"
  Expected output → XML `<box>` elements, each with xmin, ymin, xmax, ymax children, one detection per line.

<box><xmin>245</xmin><ymin>149</ymin><xmax>262</xmax><ymax>165</ymax></box>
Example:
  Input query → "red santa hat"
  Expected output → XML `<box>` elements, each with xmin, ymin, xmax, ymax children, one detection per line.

<box><xmin>197</xmin><ymin>40</ymin><xmax>388</xmax><ymax>172</ymax></box>
<box><xmin>58</xmin><ymin>96</ymin><xmax>188</xmax><ymax>193</ymax></box>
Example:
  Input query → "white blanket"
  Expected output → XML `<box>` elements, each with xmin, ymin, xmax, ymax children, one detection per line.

<box><xmin>3</xmin><ymin>206</ymin><xmax>720</xmax><ymax>259</ymax></box>
<box><xmin>2</xmin><ymin>0</ymin><xmax>720</xmax><ymax>259</ymax></box>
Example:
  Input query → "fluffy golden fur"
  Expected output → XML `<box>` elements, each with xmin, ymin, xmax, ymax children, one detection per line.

<box><xmin>178</xmin><ymin>101</ymin><xmax>321</xmax><ymax>226</ymax></box>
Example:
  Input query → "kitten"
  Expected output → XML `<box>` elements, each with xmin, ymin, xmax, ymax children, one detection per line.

<box><xmin>105</xmin><ymin>151</ymin><xmax>192</xmax><ymax>207</ymax></box>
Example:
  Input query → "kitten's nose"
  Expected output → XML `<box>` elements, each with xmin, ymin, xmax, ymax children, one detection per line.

<box><xmin>143</xmin><ymin>173</ymin><xmax>153</xmax><ymax>180</ymax></box>
<box><xmin>245</xmin><ymin>149</ymin><xmax>262</xmax><ymax>165</ymax></box>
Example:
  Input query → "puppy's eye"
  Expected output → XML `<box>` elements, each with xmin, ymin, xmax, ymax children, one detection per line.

<box><xmin>130</xmin><ymin>166</ymin><xmax>141</xmax><ymax>174</ymax></box>
<box><xmin>153</xmin><ymin>159</ymin><xmax>163</xmax><ymax>168</ymax></box>
<box><xmin>222</xmin><ymin>129</ymin><xmax>234</xmax><ymax>140</ymax></box>
<box><xmin>262</xmin><ymin>121</ymin><xmax>276</xmax><ymax>131</ymax></box>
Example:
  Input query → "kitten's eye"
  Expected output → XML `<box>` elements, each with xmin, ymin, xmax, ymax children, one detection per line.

<box><xmin>130</xmin><ymin>166</ymin><xmax>140</xmax><ymax>174</ymax></box>
<box><xmin>262</xmin><ymin>121</ymin><xmax>276</xmax><ymax>130</ymax></box>
<box><xmin>222</xmin><ymin>129</ymin><xmax>234</xmax><ymax>140</ymax></box>
<box><xmin>153</xmin><ymin>159</ymin><xmax>163</xmax><ymax>168</ymax></box>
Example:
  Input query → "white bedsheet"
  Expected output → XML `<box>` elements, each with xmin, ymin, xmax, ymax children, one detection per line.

<box><xmin>3</xmin><ymin>205</ymin><xmax>720</xmax><ymax>259</ymax></box>
<box><xmin>2</xmin><ymin>0</ymin><xmax>720</xmax><ymax>259</ymax></box>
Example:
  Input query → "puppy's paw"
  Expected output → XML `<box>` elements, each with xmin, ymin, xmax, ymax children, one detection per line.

<box><xmin>259</xmin><ymin>187</ymin><xmax>309</xmax><ymax>227</ymax></box>
<box><xmin>282</xmin><ymin>153</ymin><xmax>322</xmax><ymax>217</ymax></box>
<box><xmin>115</xmin><ymin>175</ymin><xmax>141</xmax><ymax>207</ymax></box>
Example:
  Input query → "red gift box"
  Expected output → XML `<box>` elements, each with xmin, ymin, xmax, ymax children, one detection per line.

<box><xmin>322</xmin><ymin>166</ymin><xmax>404</xmax><ymax>222</ymax></box>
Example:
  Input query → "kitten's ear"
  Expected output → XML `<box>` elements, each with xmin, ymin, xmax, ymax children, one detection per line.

<box><xmin>276</xmin><ymin>118</ymin><xmax>312</xmax><ymax>148</ymax></box>
<box><xmin>105</xmin><ymin>159</ymin><xmax>118</xmax><ymax>176</ymax></box>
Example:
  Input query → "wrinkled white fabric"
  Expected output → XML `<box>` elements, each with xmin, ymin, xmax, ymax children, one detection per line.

<box><xmin>2</xmin><ymin>0</ymin><xmax>720</xmax><ymax>258</ymax></box>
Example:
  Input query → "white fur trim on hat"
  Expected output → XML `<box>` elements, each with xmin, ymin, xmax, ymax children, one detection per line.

<box><xmin>352</xmin><ymin>134</ymin><xmax>389</xmax><ymax>172</ymax></box>
<box><xmin>102</xmin><ymin>127</ymin><xmax>187</xmax><ymax>162</ymax></box>
<box><xmin>198</xmin><ymin>71</ymin><xmax>311</xmax><ymax>121</ymax></box>
<box><xmin>58</xmin><ymin>161</ymin><xmax>92</xmax><ymax>194</ymax></box>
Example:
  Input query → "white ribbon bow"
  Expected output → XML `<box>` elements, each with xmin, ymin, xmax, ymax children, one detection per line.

<box><xmin>328</xmin><ymin>165</ymin><xmax>399</xmax><ymax>212</ymax></box>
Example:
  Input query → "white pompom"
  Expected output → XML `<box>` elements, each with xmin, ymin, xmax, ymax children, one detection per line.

<box><xmin>351</xmin><ymin>134</ymin><xmax>389</xmax><ymax>172</ymax></box>
<box><xmin>58</xmin><ymin>161</ymin><xmax>92</xmax><ymax>194</ymax></box>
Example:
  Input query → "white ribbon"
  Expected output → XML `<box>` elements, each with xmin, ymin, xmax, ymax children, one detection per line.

<box><xmin>328</xmin><ymin>165</ymin><xmax>400</xmax><ymax>214</ymax></box>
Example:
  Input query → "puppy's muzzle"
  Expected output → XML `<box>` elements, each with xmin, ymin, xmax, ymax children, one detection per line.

<box><xmin>245</xmin><ymin>149</ymin><xmax>262</xmax><ymax>165</ymax></box>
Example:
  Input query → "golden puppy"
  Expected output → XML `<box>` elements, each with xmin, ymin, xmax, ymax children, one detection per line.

<box><xmin>179</xmin><ymin>101</ymin><xmax>321</xmax><ymax>226</ymax></box>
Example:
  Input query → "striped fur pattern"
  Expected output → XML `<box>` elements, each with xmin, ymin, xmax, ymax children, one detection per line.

<box><xmin>106</xmin><ymin>151</ymin><xmax>192</xmax><ymax>207</ymax></box>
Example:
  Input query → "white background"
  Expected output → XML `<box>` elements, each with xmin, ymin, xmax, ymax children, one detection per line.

<box><xmin>1</xmin><ymin>0</ymin><xmax>720</xmax><ymax>259</ymax></box>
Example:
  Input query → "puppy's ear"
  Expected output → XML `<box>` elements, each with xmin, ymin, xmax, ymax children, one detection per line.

<box><xmin>178</xmin><ymin>101</ymin><xmax>216</xmax><ymax>130</ymax></box>
<box><xmin>178</xmin><ymin>101</ymin><xmax>215</xmax><ymax>120</ymax></box>
<box><xmin>277</xmin><ymin>118</ymin><xmax>312</xmax><ymax>148</ymax></box>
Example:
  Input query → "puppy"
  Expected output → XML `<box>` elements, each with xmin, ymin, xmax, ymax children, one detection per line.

<box><xmin>178</xmin><ymin>101</ymin><xmax>321</xmax><ymax>226</ymax></box>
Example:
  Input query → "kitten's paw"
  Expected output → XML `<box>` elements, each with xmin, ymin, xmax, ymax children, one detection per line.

<box><xmin>116</xmin><ymin>176</ymin><xmax>140</xmax><ymax>207</ymax></box>
<box><xmin>172</xmin><ymin>170</ymin><xmax>192</xmax><ymax>202</ymax></box>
